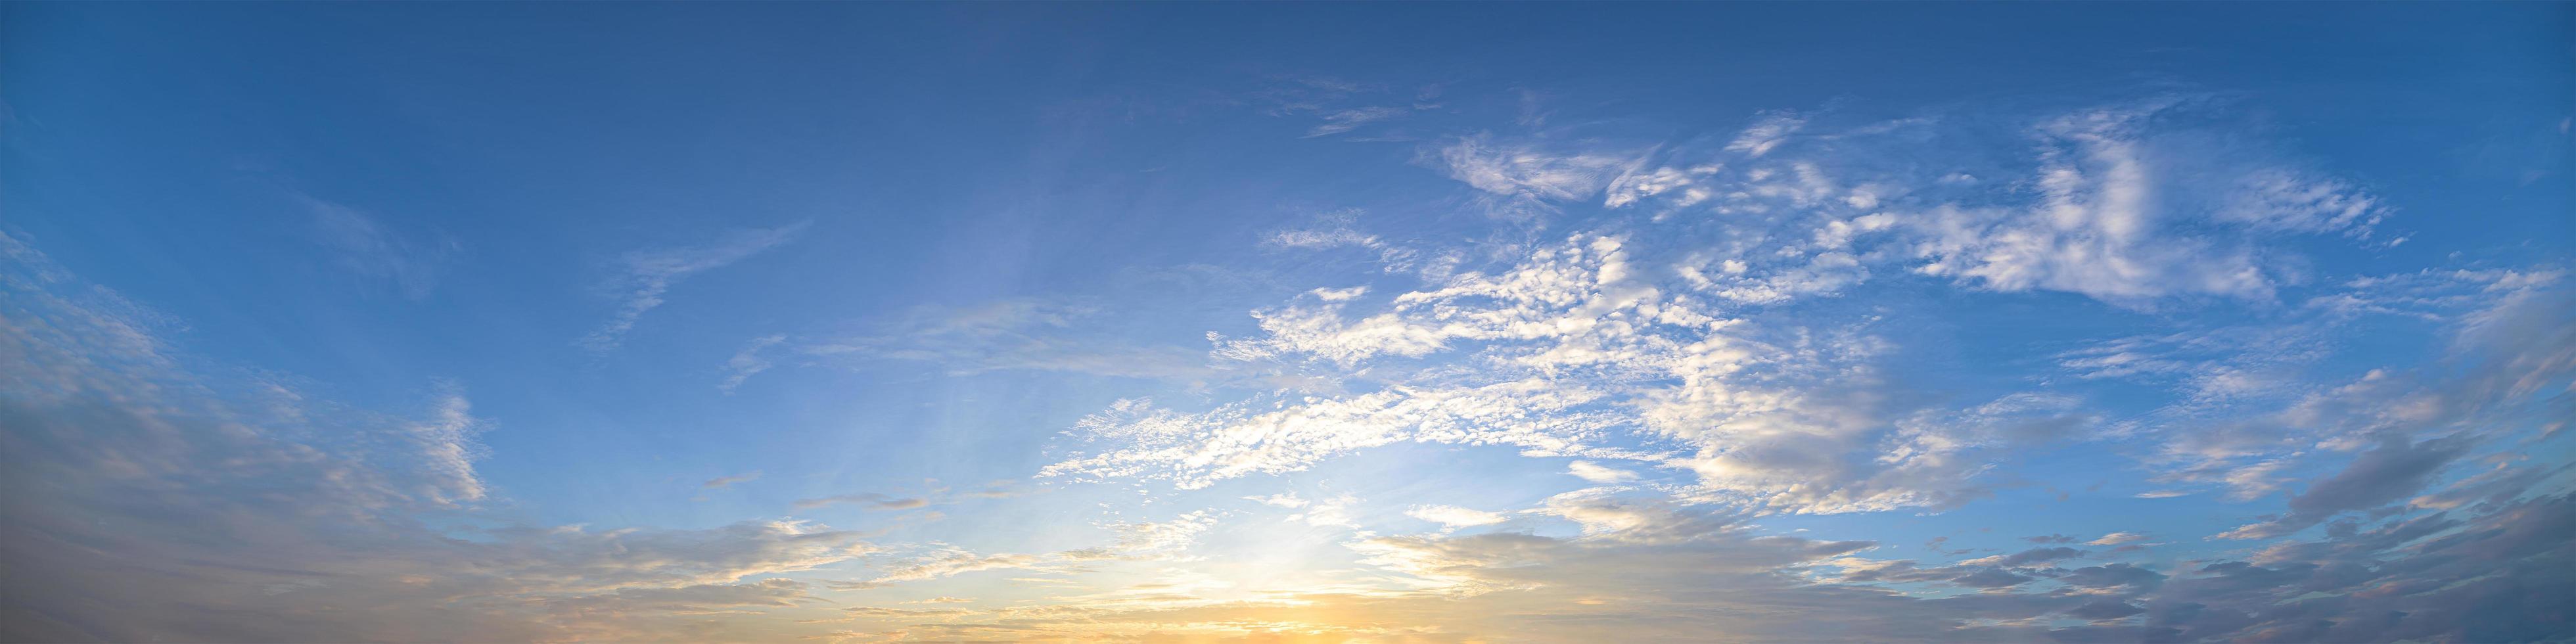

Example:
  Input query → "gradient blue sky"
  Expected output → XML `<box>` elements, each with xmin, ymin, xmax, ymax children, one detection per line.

<box><xmin>4</xmin><ymin>3</ymin><xmax>2573</xmax><ymax>642</ymax></box>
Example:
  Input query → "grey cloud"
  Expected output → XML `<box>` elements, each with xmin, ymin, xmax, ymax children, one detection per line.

<box><xmin>793</xmin><ymin>480</ymin><xmax>1027</xmax><ymax>511</ymax></box>
<box><xmin>1968</xmin><ymin>546</ymin><xmax>2084</xmax><ymax>567</ymax></box>
<box><xmin>2115</xmin><ymin>492</ymin><xmax>2576</xmax><ymax>643</ymax></box>
<box><xmin>0</xmin><ymin>234</ymin><xmax>871</xmax><ymax>642</ymax></box>
<box><xmin>794</xmin><ymin>493</ymin><xmax>930</xmax><ymax>511</ymax></box>
<box><xmin>1952</xmin><ymin>567</ymin><xmax>2036</xmax><ymax>588</ymax></box>
<box><xmin>2066</xmin><ymin>599</ymin><xmax>2146</xmax><ymax>621</ymax></box>
<box><xmin>2057</xmin><ymin>563</ymin><xmax>2166</xmax><ymax>590</ymax></box>
<box><xmin>2220</xmin><ymin>434</ymin><xmax>2474</xmax><ymax>540</ymax></box>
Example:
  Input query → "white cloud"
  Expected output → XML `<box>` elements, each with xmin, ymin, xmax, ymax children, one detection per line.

<box><xmin>1060</xmin><ymin>511</ymin><xmax>1218</xmax><ymax>561</ymax></box>
<box><xmin>1568</xmin><ymin>460</ymin><xmax>1640</xmax><ymax>484</ymax></box>
<box><xmin>1406</xmin><ymin>504</ymin><xmax>1508</xmax><ymax>528</ymax></box>
<box><xmin>867</xmin><ymin>549</ymin><xmax>1048</xmax><ymax>584</ymax></box>
<box><xmin>1296</xmin><ymin>494</ymin><xmax>1362</xmax><ymax>528</ymax></box>
<box><xmin>2086</xmin><ymin>532</ymin><xmax>2147</xmax><ymax>545</ymax></box>
<box><xmin>1603</xmin><ymin>164</ymin><xmax>1718</xmax><ymax>208</ymax></box>
<box><xmin>1433</xmin><ymin>135</ymin><xmax>1632</xmax><ymax>211</ymax></box>
<box><xmin>1310</xmin><ymin>285</ymin><xmax>1368</xmax><ymax>301</ymax></box>
<box><xmin>1898</xmin><ymin>102</ymin><xmax>2396</xmax><ymax>306</ymax></box>
<box><xmin>1057</xmin><ymin>233</ymin><xmax>2031</xmax><ymax>513</ymax></box>
<box><xmin>1245</xmin><ymin>492</ymin><xmax>1311</xmax><ymax>509</ymax></box>
<box><xmin>1582</xmin><ymin>99</ymin><xmax>2407</xmax><ymax>311</ymax></box>
<box><xmin>1723</xmin><ymin>110</ymin><xmax>1806</xmax><ymax>158</ymax></box>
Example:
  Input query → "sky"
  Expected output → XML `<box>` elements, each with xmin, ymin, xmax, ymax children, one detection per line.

<box><xmin>3</xmin><ymin>3</ymin><xmax>2573</xmax><ymax>643</ymax></box>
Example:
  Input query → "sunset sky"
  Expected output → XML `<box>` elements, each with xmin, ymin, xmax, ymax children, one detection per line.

<box><xmin>4</xmin><ymin>3</ymin><xmax>2573</xmax><ymax>642</ymax></box>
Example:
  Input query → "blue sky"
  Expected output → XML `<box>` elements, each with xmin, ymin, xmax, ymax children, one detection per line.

<box><xmin>3</xmin><ymin>3</ymin><xmax>2572</xmax><ymax>642</ymax></box>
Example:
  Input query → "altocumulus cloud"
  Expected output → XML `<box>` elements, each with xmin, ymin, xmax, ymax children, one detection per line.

<box><xmin>1009</xmin><ymin>94</ymin><xmax>2576</xmax><ymax>642</ymax></box>
<box><xmin>6</xmin><ymin>85</ymin><xmax>2569</xmax><ymax>643</ymax></box>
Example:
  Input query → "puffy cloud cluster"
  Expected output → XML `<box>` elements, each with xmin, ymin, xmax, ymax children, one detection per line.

<box><xmin>1051</xmin><ymin>232</ymin><xmax>2058</xmax><ymax>513</ymax></box>
<box><xmin>1005</xmin><ymin>95</ymin><xmax>2576</xmax><ymax>643</ymax></box>
<box><xmin>1603</xmin><ymin>97</ymin><xmax>2397</xmax><ymax>309</ymax></box>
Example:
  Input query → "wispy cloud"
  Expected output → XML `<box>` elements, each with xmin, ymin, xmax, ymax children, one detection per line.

<box><xmin>296</xmin><ymin>193</ymin><xmax>456</xmax><ymax>300</ymax></box>
<box><xmin>794</xmin><ymin>493</ymin><xmax>930</xmax><ymax>511</ymax></box>
<box><xmin>720</xmin><ymin>298</ymin><xmax>1329</xmax><ymax>393</ymax></box>
<box><xmin>1305</xmin><ymin>106</ymin><xmax>1410</xmax><ymax>137</ymax></box>
<box><xmin>793</xmin><ymin>480</ymin><xmax>1022</xmax><ymax>511</ymax></box>
<box><xmin>1722</xmin><ymin>110</ymin><xmax>1806</xmax><ymax>157</ymax></box>
<box><xmin>718</xmin><ymin>334</ymin><xmax>788</xmax><ymax>394</ymax></box>
<box><xmin>578</xmin><ymin>221</ymin><xmax>808</xmax><ymax>352</ymax></box>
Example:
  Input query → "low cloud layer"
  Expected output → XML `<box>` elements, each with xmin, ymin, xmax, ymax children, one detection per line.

<box><xmin>1</xmin><ymin>235</ymin><xmax>871</xmax><ymax>641</ymax></box>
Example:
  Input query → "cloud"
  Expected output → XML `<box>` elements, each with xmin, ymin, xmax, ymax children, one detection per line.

<box><xmin>1568</xmin><ymin>460</ymin><xmax>1640</xmax><ymax>484</ymax></box>
<box><xmin>14</xmin><ymin>83</ymin><xmax>2569</xmax><ymax>643</ymax></box>
<box><xmin>1245</xmin><ymin>492</ymin><xmax>1310</xmax><ymax>509</ymax></box>
<box><xmin>1895</xmin><ymin>101</ymin><xmax>2397</xmax><ymax>306</ymax></box>
<box><xmin>1306</xmin><ymin>106</ymin><xmax>1411</xmax><ymax>137</ymax></box>
<box><xmin>1431</xmin><ymin>134</ymin><xmax>1632</xmax><ymax>219</ymax></box>
<box><xmin>2217</xmin><ymin>434</ymin><xmax>2475</xmax><ymax>540</ymax></box>
<box><xmin>863</xmin><ymin>549</ymin><xmax>1050</xmax><ymax>585</ymax></box>
<box><xmin>1405</xmin><ymin>505</ymin><xmax>1509</xmax><ymax>528</ymax></box>
<box><xmin>737</xmin><ymin>298</ymin><xmax>1323</xmax><ymax>392</ymax></box>
<box><xmin>719</xmin><ymin>334</ymin><xmax>789</xmax><ymax>393</ymax></box>
<box><xmin>835</xmin><ymin>605</ymin><xmax>973</xmax><ymax>618</ymax></box>
<box><xmin>986</xmin><ymin>93</ymin><xmax>2573</xmax><ymax>641</ymax></box>
<box><xmin>793</xmin><ymin>480</ymin><xmax>1026</xmax><ymax>513</ymax></box>
<box><xmin>1253</xmin><ymin>76</ymin><xmax>1435</xmax><ymax>139</ymax></box>
<box><xmin>1044</xmin><ymin>490</ymin><xmax>2575</xmax><ymax>643</ymax></box>
<box><xmin>977</xmin><ymin>501</ymin><xmax>2255</xmax><ymax>642</ymax></box>
<box><xmin>702</xmin><ymin>471</ymin><xmax>763</xmax><ymax>489</ymax></box>
<box><xmin>0</xmin><ymin>233</ymin><xmax>874</xmax><ymax>641</ymax></box>
<box><xmin>794</xmin><ymin>493</ymin><xmax>931</xmax><ymax>511</ymax></box>
<box><xmin>1960</xmin><ymin>546</ymin><xmax>2083</xmax><ymax>567</ymax></box>
<box><xmin>2087</xmin><ymin>532</ymin><xmax>2148</xmax><ymax>545</ymax></box>
<box><xmin>1292</xmin><ymin>494</ymin><xmax>1362</xmax><ymax>528</ymax></box>
<box><xmin>2080</xmin><ymin>272</ymin><xmax>2576</xmax><ymax>533</ymax></box>
<box><xmin>578</xmin><ymin>222</ymin><xmax>807</xmax><ymax>352</ymax></box>
<box><xmin>1057</xmin><ymin>511</ymin><xmax>1217</xmax><ymax>561</ymax></box>
<box><xmin>1723</xmin><ymin>110</ymin><xmax>1806</xmax><ymax>158</ymax></box>
<box><xmin>1584</xmin><ymin>97</ymin><xmax>2404</xmax><ymax>310</ymax></box>
<box><xmin>296</xmin><ymin>193</ymin><xmax>457</xmax><ymax>300</ymax></box>
<box><xmin>1056</xmin><ymin>234</ymin><xmax>2068</xmax><ymax>513</ymax></box>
